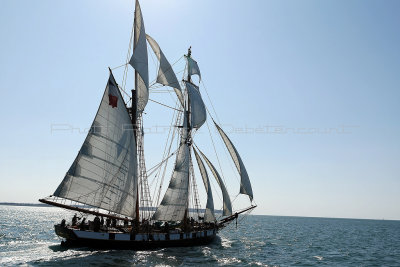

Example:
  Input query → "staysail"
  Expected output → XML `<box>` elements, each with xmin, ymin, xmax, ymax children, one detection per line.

<box><xmin>186</xmin><ymin>81</ymin><xmax>206</xmax><ymax>129</ymax></box>
<box><xmin>129</xmin><ymin>0</ymin><xmax>149</xmax><ymax>112</ymax></box>
<box><xmin>152</xmin><ymin>115</ymin><xmax>190</xmax><ymax>221</ymax></box>
<box><xmin>197</xmin><ymin>149</ymin><xmax>232</xmax><ymax>216</ymax></box>
<box><xmin>193</xmin><ymin>148</ymin><xmax>215</xmax><ymax>222</ymax></box>
<box><xmin>146</xmin><ymin>34</ymin><xmax>184</xmax><ymax>106</ymax></box>
<box><xmin>214</xmin><ymin>122</ymin><xmax>253</xmax><ymax>201</ymax></box>
<box><xmin>54</xmin><ymin>71</ymin><xmax>138</xmax><ymax>218</ymax></box>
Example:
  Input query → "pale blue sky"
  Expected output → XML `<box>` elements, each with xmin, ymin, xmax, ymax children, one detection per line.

<box><xmin>0</xmin><ymin>0</ymin><xmax>399</xmax><ymax>220</ymax></box>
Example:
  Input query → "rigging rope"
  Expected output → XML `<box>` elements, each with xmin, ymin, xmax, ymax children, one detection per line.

<box><xmin>151</xmin><ymin>98</ymin><xmax>182</xmax><ymax>207</ymax></box>
<box><xmin>204</xmin><ymin>106</ymin><xmax>242</xmax><ymax>186</ymax></box>
<box><xmin>149</xmin><ymin>98</ymin><xmax>183</xmax><ymax>112</ymax></box>
<box><xmin>146</xmin><ymin>149</ymin><xmax>177</xmax><ymax>178</ymax></box>
<box><xmin>121</xmin><ymin>17</ymin><xmax>135</xmax><ymax>102</ymax></box>
<box><xmin>111</xmin><ymin>63</ymin><xmax>128</xmax><ymax>70</ymax></box>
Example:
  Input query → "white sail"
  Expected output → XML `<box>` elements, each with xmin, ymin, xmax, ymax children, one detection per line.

<box><xmin>152</xmin><ymin>116</ymin><xmax>190</xmax><ymax>221</ymax></box>
<box><xmin>54</xmin><ymin>72</ymin><xmax>138</xmax><ymax>218</ymax></box>
<box><xmin>193</xmin><ymin>148</ymin><xmax>215</xmax><ymax>222</ymax></box>
<box><xmin>186</xmin><ymin>56</ymin><xmax>201</xmax><ymax>80</ymax></box>
<box><xmin>146</xmin><ymin>34</ymin><xmax>184</xmax><ymax>106</ymax></box>
<box><xmin>214</xmin><ymin>122</ymin><xmax>253</xmax><ymax>201</ymax></box>
<box><xmin>198</xmin><ymin>149</ymin><xmax>232</xmax><ymax>216</ymax></box>
<box><xmin>185</xmin><ymin>81</ymin><xmax>206</xmax><ymax>129</ymax></box>
<box><xmin>129</xmin><ymin>0</ymin><xmax>149</xmax><ymax>112</ymax></box>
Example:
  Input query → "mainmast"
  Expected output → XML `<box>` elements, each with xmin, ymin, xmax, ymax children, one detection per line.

<box><xmin>131</xmin><ymin>2</ymin><xmax>140</xmax><ymax>227</ymax></box>
<box><xmin>184</xmin><ymin>46</ymin><xmax>192</xmax><ymax>224</ymax></box>
<box><xmin>133</xmin><ymin>2</ymin><xmax>140</xmax><ymax>225</ymax></box>
<box><xmin>131</xmin><ymin>0</ymin><xmax>152</xmax><ymax>225</ymax></box>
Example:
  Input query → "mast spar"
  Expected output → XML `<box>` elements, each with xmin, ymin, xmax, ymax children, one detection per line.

<box><xmin>130</xmin><ymin>0</ymin><xmax>151</xmax><ymax>223</ymax></box>
<box><xmin>132</xmin><ymin>1</ymin><xmax>140</xmax><ymax>225</ymax></box>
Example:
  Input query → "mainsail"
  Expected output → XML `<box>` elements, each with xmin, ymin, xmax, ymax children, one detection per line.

<box><xmin>152</xmin><ymin>116</ymin><xmax>190</xmax><ymax>221</ymax></box>
<box><xmin>197</xmin><ymin>149</ymin><xmax>232</xmax><ymax>216</ymax></box>
<box><xmin>186</xmin><ymin>81</ymin><xmax>206</xmax><ymax>129</ymax></box>
<box><xmin>214</xmin><ymin>122</ymin><xmax>253</xmax><ymax>201</ymax></box>
<box><xmin>54</xmin><ymin>72</ymin><xmax>138</xmax><ymax>218</ymax></box>
<box><xmin>129</xmin><ymin>0</ymin><xmax>149</xmax><ymax>112</ymax></box>
<box><xmin>193</xmin><ymin>148</ymin><xmax>215</xmax><ymax>222</ymax></box>
<box><xmin>146</xmin><ymin>34</ymin><xmax>184</xmax><ymax>106</ymax></box>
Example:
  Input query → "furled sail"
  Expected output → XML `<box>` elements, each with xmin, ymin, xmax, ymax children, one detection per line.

<box><xmin>129</xmin><ymin>0</ymin><xmax>149</xmax><ymax>112</ymax></box>
<box><xmin>185</xmin><ymin>81</ymin><xmax>206</xmax><ymax>129</ymax></box>
<box><xmin>152</xmin><ymin>115</ymin><xmax>190</xmax><ymax>221</ymax></box>
<box><xmin>214</xmin><ymin>122</ymin><xmax>253</xmax><ymax>201</ymax></box>
<box><xmin>193</xmin><ymin>148</ymin><xmax>215</xmax><ymax>222</ymax></box>
<box><xmin>146</xmin><ymin>34</ymin><xmax>184</xmax><ymax>106</ymax></box>
<box><xmin>197</xmin><ymin>149</ymin><xmax>232</xmax><ymax>216</ymax></box>
<box><xmin>54</xmin><ymin>72</ymin><xmax>138</xmax><ymax>218</ymax></box>
<box><xmin>186</xmin><ymin>56</ymin><xmax>201</xmax><ymax>80</ymax></box>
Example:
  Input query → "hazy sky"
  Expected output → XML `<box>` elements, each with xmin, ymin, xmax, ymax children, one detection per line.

<box><xmin>0</xmin><ymin>0</ymin><xmax>399</xmax><ymax>220</ymax></box>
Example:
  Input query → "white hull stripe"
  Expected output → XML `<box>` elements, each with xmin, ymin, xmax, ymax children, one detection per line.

<box><xmin>72</xmin><ymin>229</ymin><xmax>216</xmax><ymax>242</ymax></box>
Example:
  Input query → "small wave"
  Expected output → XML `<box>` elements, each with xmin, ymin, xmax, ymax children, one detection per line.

<box><xmin>313</xmin><ymin>256</ymin><xmax>323</xmax><ymax>261</ymax></box>
<box><xmin>249</xmin><ymin>261</ymin><xmax>269</xmax><ymax>267</ymax></box>
<box><xmin>215</xmin><ymin>256</ymin><xmax>242</xmax><ymax>265</ymax></box>
<box><xmin>220</xmin><ymin>236</ymin><xmax>233</xmax><ymax>248</ymax></box>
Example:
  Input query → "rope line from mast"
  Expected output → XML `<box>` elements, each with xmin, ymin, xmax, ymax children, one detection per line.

<box><xmin>149</xmin><ymin>98</ymin><xmax>183</xmax><ymax>112</ymax></box>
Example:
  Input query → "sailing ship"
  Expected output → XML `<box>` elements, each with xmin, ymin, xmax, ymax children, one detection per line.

<box><xmin>39</xmin><ymin>0</ymin><xmax>256</xmax><ymax>249</ymax></box>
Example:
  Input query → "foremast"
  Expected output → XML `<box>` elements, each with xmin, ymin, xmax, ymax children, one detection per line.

<box><xmin>151</xmin><ymin>47</ymin><xmax>198</xmax><ymax>222</ymax></box>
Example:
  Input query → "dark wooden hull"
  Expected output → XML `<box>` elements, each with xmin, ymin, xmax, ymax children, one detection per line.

<box><xmin>55</xmin><ymin>224</ymin><xmax>217</xmax><ymax>249</ymax></box>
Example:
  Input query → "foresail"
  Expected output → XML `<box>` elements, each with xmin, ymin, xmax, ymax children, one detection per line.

<box><xmin>198</xmin><ymin>149</ymin><xmax>232</xmax><ymax>216</ymax></box>
<box><xmin>129</xmin><ymin>0</ymin><xmax>149</xmax><ymax>112</ymax></box>
<box><xmin>54</xmin><ymin>72</ymin><xmax>138</xmax><ymax>218</ymax></box>
<box><xmin>146</xmin><ymin>34</ymin><xmax>184</xmax><ymax>106</ymax></box>
<box><xmin>214</xmin><ymin>122</ymin><xmax>253</xmax><ymax>201</ymax></box>
<box><xmin>152</xmin><ymin>116</ymin><xmax>190</xmax><ymax>221</ymax></box>
<box><xmin>193</xmin><ymin>148</ymin><xmax>215</xmax><ymax>222</ymax></box>
<box><xmin>186</xmin><ymin>81</ymin><xmax>206</xmax><ymax>129</ymax></box>
<box><xmin>186</xmin><ymin>56</ymin><xmax>201</xmax><ymax>80</ymax></box>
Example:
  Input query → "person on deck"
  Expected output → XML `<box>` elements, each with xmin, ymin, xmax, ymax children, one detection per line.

<box><xmin>164</xmin><ymin>222</ymin><xmax>170</xmax><ymax>233</ymax></box>
<box><xmin>93</xmin><ymin>216</ymin><xmax>101</xmax><ymax>232</ymax></box>
<box><xmin>79</xmin><ymin>218</ymin><xmax>86</xmax><ymax>231</ymax></box>
<box><xmin>72</xmin><ymin>214</ymin><xmax>79</xmax><ymax>226</ymax></box>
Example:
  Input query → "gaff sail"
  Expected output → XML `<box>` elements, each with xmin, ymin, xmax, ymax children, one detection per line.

<box><xmin>53</xmin><ymin>71</ymin><xmax>138</xmax><ymax>218</ymax></box>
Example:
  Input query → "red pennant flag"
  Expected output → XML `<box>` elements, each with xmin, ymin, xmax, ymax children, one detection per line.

<box><xmin>108</xmin><ymin>94</ymin><xmax>118</xmax><ymax>108</ymax></box>
<box><xmin>108</xmin><ymin>78</ymin><xmax>119</xmax><ymax>108</ymax></box>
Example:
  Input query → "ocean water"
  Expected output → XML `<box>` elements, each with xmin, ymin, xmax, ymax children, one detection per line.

<box><xmin>0</xmin><ymin>206</ymin><xmax>399</xmax><ymax>266</ymax></box>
